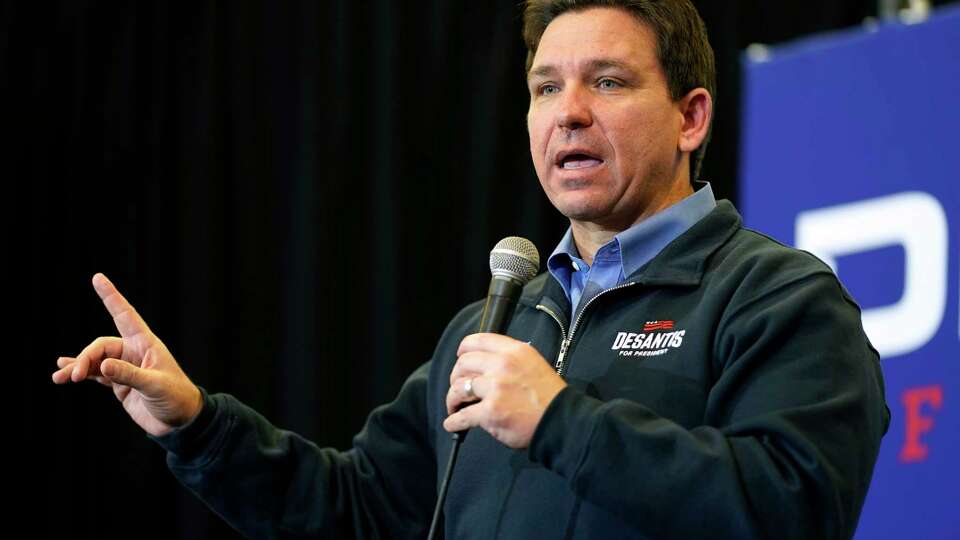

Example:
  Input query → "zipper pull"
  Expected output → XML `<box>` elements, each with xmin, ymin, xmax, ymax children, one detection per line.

<box><xmin>555</xmin><ymin>338</ymin><xmax>571</xmax><ymax>373</ymax></box>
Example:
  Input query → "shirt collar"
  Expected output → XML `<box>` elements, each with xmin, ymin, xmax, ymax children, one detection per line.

<box><xmin>617</xmin><ymin>180</ymin><xmax>717</xmax><ymax>279</ymax></box>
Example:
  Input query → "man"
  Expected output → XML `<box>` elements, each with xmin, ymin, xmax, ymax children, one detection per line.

<box><xmin>53</xmin><ymin>1</ymin><xmax>890</xmax><ymax>538</ymax></box>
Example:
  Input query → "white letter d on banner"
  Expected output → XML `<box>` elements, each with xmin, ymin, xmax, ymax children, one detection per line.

<box><xmin>795</xmin><ymin>191</ymin><xmax>948</xmax><ymax>359</ymax></box>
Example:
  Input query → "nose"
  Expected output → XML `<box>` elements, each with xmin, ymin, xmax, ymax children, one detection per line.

<box><xmin>556</xmin><ymin>84</ymin><xmax>593</xmax><ymax>131</ymax></box>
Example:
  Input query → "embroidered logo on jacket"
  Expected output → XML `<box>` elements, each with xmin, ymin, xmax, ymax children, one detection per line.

<box><xmin>611</xmin><ymin>321</ymin><xmax>685</xmax><ymax>357</ymax></box>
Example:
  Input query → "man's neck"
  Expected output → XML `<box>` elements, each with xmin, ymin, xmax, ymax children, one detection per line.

<box><xmin>571</xmin><ymin>180</ymin><xmax>695</xmax><ymax>266</ymax></box>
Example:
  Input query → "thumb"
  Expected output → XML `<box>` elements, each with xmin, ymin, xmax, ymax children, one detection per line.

<box><xmin>101</xmin><ymin>358</ymin><xmax>157</xmax><ymax>393</ymax></box>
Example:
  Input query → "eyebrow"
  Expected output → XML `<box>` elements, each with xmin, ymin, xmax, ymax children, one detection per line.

<box><xmin>526</xmin><ymin>59</ymin><xmax>634</xmax><ymax>81</ymax></box>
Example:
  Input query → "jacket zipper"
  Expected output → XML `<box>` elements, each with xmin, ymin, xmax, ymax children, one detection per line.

<box><xmin>536</xmin><ymin>281</ymin><xmax>639</xmax><ymax>376</ymax></box>
<box><xmin>534</xmin><ymin>304</ymin><xmax>569</xmax><ymax>373</ymax></box>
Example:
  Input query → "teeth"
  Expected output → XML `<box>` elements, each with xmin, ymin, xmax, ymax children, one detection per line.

<box><xmin>562</xmin><ymin>158</ymin><xmax>602</xmax><ymax>169</ymax></box>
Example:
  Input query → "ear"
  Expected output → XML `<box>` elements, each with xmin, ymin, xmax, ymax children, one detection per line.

<box><xmin>677</xmin><ymin>88</ymin><xmax>713</xmax><ymax>153</ymax></box>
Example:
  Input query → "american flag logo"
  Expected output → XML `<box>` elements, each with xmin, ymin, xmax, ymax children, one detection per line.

<box><xmin>643</xmin><ymin>320</ymin><xmax>675</xmax><ymax>332</ymax></box>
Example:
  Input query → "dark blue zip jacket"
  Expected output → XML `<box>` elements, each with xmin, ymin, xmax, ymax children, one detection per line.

<box><xmin>148</xmin><ymin>200</ymin><xmax>890</xmax><ymax>539</ymax></box>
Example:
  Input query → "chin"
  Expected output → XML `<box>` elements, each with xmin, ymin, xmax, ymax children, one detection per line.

<box><xmin>554</xmin><ymin>197</ymin><xmax>614</xmax><ymax>222</ymax></box>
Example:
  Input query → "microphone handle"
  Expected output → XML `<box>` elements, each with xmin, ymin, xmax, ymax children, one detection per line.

<box><xmin>478</xmin><ymin>276</ymin><xmax>523</xmax><ymax>333</ymax></box>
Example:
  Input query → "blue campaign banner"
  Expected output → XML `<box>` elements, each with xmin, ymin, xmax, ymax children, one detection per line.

<box><xmin>741</xmin><ymin>7</ymin><xmax>959</xmax><ymax>540</ymax></box>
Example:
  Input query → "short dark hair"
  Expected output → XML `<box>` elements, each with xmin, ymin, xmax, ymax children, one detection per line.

<box><xmin>523</xmin><ymin>0</ymin><xmax>716</xmax><ymax>181</ymax></box>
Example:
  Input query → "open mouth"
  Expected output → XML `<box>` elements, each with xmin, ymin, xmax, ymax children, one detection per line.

<box><xmin>558</xmin><ymin>155</ymin><xmax>604</xmax><ymax>169</ymax></box>
<box><xmin>556</xmin><ymin>150</ymin><xmax>604</xmax><ymax>170</ymax></box>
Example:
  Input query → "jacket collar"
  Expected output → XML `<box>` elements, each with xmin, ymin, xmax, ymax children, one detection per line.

<box><xmin>520</xmin><ymin>199</ymin><xmax>742</xmax><ymax>317</ymax></box>
<box><xmin>628</xmin><ymin>199</ymin><xmax>741</xmax><ymax>286</ymax></box>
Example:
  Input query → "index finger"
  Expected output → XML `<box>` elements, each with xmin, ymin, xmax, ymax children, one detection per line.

<box><xmin>92</xmin><ymin>273</ymin><xmax>151</xmax><ymax>338</ymax></box>
<box><xmin>457</xmin><ymin>333</ymin><xmax>526</xmax><ymax>357</ymax></box>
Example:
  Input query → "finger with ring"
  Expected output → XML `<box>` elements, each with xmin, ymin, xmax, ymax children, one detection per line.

<box><xmin>464</xmin><ymin>377</ymin><xmax>476</xmax><ymax>400</ymax></box>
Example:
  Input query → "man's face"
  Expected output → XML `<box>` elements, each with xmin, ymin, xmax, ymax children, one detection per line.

<box><xmin>526</xmin><ymin>7</ymin><xmax>686</xmax><ymax>229</ymax></box>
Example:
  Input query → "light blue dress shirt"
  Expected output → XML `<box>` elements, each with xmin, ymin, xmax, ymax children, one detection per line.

<box><xmin>547</xmin><ymin>181</ymin><xmax>718</xmax><ymax>320</ymax></box>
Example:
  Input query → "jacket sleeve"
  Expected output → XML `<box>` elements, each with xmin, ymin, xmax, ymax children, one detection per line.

<box><xmin>146</xmin><ymin>360</ymin><xmax>436</xmax><ymax>540</ymax></box>
<box><xmin>527</xmin><ymin>272</ymin><xmax>890</xmax><ymax>540</ymax></box>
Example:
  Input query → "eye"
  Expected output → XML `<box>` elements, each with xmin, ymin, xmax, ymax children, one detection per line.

<box><xmin>598</xmin><ymin>78</ymin><xmax>621</xmax><ymax>90</ymax></box>
<box><xmin>538</xmin><ymin>84</ymin><xmax>559</xmax><ymax>96</ymax></box>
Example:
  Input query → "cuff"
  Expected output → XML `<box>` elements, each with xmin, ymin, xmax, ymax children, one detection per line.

<box><xmin>528</xmin><ymin>385</ymin><xmax>606</xmax><ymax>482</ymax></box>
<box><xmin>145</xmin><ymin>385</ymin><xmax>221</xmax><ymax>461</ymax></box>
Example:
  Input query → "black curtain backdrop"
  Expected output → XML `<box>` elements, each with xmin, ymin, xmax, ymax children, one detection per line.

<box><xmin>9</xmin><ymin>1</ymin><xmax>952</xmax><ymax>538</ymax></box>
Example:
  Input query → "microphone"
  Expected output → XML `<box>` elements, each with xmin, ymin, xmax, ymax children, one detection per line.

<box><xmin>478</xmin><ymin>236</ymin><xmax>541</xmax><ymax>333</ymax></box>
<box><xmin>427</xmin><ymin>236</ymin><xmax>540</xmax><ymax>540</ymax></box>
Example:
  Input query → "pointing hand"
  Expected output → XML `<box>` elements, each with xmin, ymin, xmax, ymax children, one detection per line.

<box><xmin>52</xmin><ymin>273</ymin><xmax>203</xmax><ymax>437</ymax></box>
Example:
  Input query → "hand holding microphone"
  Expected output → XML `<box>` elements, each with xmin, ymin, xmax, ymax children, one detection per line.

<box><xmin>442</xmin><ymin>332</ymin><xmax>567</xmax><ymax>449</ymax></box>
<box><xmin>441</xmin><ymin>237</ymin><xmax>567</xmax><ymax>449</ymax></box>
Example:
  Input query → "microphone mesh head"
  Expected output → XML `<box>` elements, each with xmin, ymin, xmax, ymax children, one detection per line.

<box><xmin>489</xmin><ymin>236</ymin><xmax>540</xmax><ymax>284</ymax></box>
